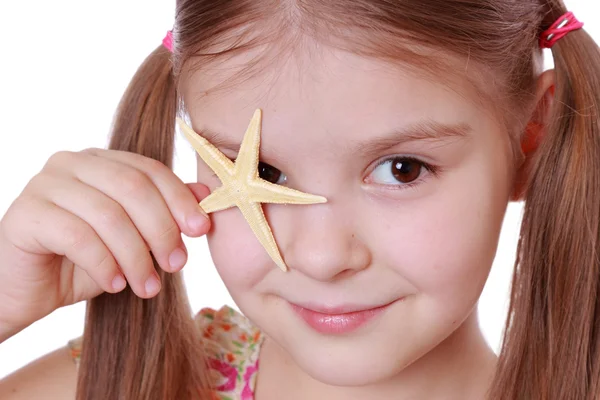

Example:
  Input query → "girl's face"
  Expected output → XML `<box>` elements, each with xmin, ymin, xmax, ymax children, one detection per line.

<box><xmin>183</xmin><ymin>46</ymin><xmax>515</xmax><ymax>386</ymax></box>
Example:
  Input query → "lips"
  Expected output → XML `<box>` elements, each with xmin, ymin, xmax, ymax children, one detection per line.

<box><xmin>290</xmin><ymin>300</ymin><xmax>399</xmax><ymax>335</ymax></box>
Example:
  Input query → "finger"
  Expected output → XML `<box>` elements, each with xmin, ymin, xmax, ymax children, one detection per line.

<box><xmin>38</xmin><ymin>174</ymin><xmax>163</xmax><ymax>297</ymax></box>
<box><xmin>82</xmin><ymin>148</ymin><xmax>210</xmax><ymax>237</ymax></box>
<box><xmin>46</xmin><ymin>151</ymin><xmax>188</xmax><ymax>274</ymax></box>
<box><xmin>186</xmin><ymin>182</ymin><xmax>211</xmax><ymax>203</ymax></box>
<box><xmin>7</xmin><ymin>196</ymin><xmax>125</xmax><ymax>294</ymax></box>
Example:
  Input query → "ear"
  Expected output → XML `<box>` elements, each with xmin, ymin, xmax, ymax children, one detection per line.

<box><xmin>510</xmin><ymin>69</ymin><xmax>556</xmax><ymax>201</ymax></box>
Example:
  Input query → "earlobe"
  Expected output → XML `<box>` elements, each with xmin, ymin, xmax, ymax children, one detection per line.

<box><xmin>521</xmin><ymin>121</ymin><xmax>544</xmax><ymax>155</ymax></box>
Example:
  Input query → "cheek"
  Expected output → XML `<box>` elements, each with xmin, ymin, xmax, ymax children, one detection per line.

<box><xmin>370</xmin><ymin>153</ymin><xmax>510</xmax><ymax>310</ymax></box>
<box><xmin>205</xmin><ymin>208</ymin><xmax>272</xmax><ymax>290</ymax></box>
<box><xmin>196</xmin><ymin>161</ymin><xmax>270</xmax><ymax>289</ymax></box>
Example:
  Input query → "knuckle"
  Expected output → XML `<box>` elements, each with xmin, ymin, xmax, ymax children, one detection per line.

<box><xmin>156</xmin><ymin>221</ymin><xmax>180</xmax><ymax>243</ymax></box>
<box><xmin>96</xmin><ymin>251</ymin><xmax>117</xmax><ymax>274</ymax></box>
<box><xmin>0</xmin><ymin>208</ymin><xmax>15</xmax><ymax>243</ymax></box>
<box><xmin>46</xmin><ymin>150</ymin><xmax>75</xmax><ymax>168</ymax></box>
<box><xmin>9</xmin><ymin>194</ymin><xmax>36</xmax><ymax>213</ymax></box>
<box><xmin>61</xmin><ymin>222</ymin><xmax>91</xmax><ymax>251</ymax></box>
<box><xmin>4</xmin><ymin>195</ymin><xmax>39</xmax><ymax>229</ymax></box>
<box><xmin>96</xmin><ymin>203</ymin><xmax>128</xmax><ymax>229</ymax></box>
<box><xmin>143</xmin><ymin>156</ymin><xmax>168</xmax><ymax>176</ymax></box>
<box><xmin>81</xmin><ymin>147</ymin><xmax>101</xmax><ymax>155</ymax></box>
<box><xmin>117</xmin><ymin>169</ymin><xmax>151</xmax><ymax>197</ymax></box>
<box><xmin>25</xmin><ymin>173</ymin><xmax>50</xmax><ymax>193</ymax></box>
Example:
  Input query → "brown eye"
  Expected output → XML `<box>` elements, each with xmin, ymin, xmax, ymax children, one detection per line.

<box><xmin>258</xmin><ymin>161</ymin><xmax>287</xmax><ymax>184</ymax></box>
<box><xmin>391</xmin><ymin>158</ymin><xmax>421</xmax><ymax>183</ymax></box>
<box><xmin>369</xmin><ymin>157</ymin><xmax>424</xmax><ymax>185</ymax></box>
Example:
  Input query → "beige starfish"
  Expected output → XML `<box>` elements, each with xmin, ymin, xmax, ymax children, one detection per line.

<box><xmin>177</xmin><ymin>109</ymin><xmax>327</xmax><ymax>271</ymax></box>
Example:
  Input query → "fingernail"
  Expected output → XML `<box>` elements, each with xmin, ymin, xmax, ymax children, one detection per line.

<box><xmin>145</xmin><ymin>274</ymin><xmax>161</xmax><ymax>296</ymax></box>
<box><xmin>112</xmin><ymin>274</ymin><xmax>126</xmax><ymax>292</ymax></box>
<box><xmin>169</xmin><ymin>247</ymin><xmax>187</xmax><ymax>271</ymax></box>
<box><xmin>187</xmin><ymin>208</ymin><xmax>208</xmax><ymax>233</ymax></box>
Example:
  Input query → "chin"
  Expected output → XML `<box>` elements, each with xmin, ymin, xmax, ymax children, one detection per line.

<box><xmin>289</xmin><ymin>342</ymin><xmax>410</xmax><ymax>387</ymax></box>
<box><xmin>267</xmin><ymin>322</ymin><xmax>428</xmax><ymax>387</ymax></box>
<box><xmin>248</xmin><ymin>295</ymin><xmax>439</xmax><ymax>387</ymax></box>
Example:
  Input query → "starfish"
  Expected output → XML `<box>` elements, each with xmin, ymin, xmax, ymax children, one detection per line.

<box><xmin>177</xmin><ymin>109</ymin><xmax>327</xmax><ymax>271</ymax></box>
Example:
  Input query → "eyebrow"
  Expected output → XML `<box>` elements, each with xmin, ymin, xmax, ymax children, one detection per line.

<box><xmin>195</xmin><ymin>119</ymin><xmax>471</xmax><ymax>155</ymax></box>
<box><xmin>357</xmin><ymin>119</ymin><xmax>471</xmax><ymax>156</ymax></box>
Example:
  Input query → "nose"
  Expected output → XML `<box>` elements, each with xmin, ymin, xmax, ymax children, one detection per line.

<box><xmin>275</xmin><ymin>205</ymin><xmax>371</xmax><ymax>282</ymax></box>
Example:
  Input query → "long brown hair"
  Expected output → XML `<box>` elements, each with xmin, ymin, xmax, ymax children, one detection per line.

<box><xmin>76</xmin><ymin>44</ymin><xmax>212</xmax><ymax>399</ymax></box>
<box><xmin>76</xmin><ymin>0</ymin><xmax>600</xmax><ymax>399</ymax></box>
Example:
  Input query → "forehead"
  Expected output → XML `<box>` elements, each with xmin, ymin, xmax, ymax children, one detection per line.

<box><xmin>179</xmin><ymin>43</ymin><xmax>505</xmax><ymax>146</ymax></box>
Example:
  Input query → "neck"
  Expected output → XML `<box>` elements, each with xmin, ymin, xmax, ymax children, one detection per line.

<box><xmin>256</xmin><ymin>310</ymin><xmax>497</xmax><ymax>400</ymax></box>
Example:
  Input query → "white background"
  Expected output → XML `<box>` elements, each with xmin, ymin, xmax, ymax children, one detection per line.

<box><xmin>0</xmin><ymin>0</ymin><xmax>598</xmax><ymax>379</ymax></box>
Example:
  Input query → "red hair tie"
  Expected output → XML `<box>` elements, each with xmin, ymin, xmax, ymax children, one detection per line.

<box><xmin>540</xmin><ymin>12</ymin><xmax>584</xmax><ymax>49</ymax></box>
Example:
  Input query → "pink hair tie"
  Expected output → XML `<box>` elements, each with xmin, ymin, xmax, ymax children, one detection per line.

<box><xmin>162</xmin><ymin>30</ymin><xmax>174</xmax><ymax>53</ymax></box>
<box><xmin>540</xmin><ymin>12</ymin><xmax>584</xmax><ymax>49</ymax></box>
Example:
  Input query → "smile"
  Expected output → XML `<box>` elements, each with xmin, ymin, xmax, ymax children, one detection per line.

<box><xmin>289</xmin><ymin>299</ymin><xmax>402</xmax><ymax>335</ymax></box>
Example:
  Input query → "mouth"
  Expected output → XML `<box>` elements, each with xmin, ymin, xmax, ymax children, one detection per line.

<box><xmin>289</xmin><ymin>299</ymin><xmax>402</xmax><ymax>335</ymax></box>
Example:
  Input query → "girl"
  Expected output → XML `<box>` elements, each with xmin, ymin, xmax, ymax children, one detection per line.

<box><xmin>1</xmin><ymin>0</ymin><xmax>599</xmax><ymax>399</ymax></box>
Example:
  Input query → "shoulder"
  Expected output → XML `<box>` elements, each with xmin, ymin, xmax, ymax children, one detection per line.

<box><xmin>0</xmin><ymin>346</ymin><xmax>77</xmax><ymax>399</ymax></box>
<box><xmin>196</xmin><ymin>306</ymin><xmax>264</xmax><ymax>399</ymax></box>
<box><xmin>0</xmin><ymin>307</ymin><xmax>262</xmax><ymax>400</ymax></box>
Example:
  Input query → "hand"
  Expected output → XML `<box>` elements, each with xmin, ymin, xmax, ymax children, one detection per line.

<box><xmin>0</xmin><ymin>148</ymin><xmax>210</xmax><ymax>340</ymax></box>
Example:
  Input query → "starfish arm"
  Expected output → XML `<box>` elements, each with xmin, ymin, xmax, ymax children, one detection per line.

<box><xmin>199</xmin><ymin>187</ymin><xmax>237</xmax><ymax>213</ymax></box>
<box><xmin>237</xmin><ymin>200</ymin><xmax>288</xmax><ymax>271</ymax></box>
<box><xmin>177</xmin><ymin>118</ymin><xmax>235</xmax><ymax>182</ymax></box>
<box><xmin>234</xmin><ymin>109</ymin><xmax>262</xmax><ymax>178</ymax></box>
<box><xmin>247</xmin><ymin>181</ymin><xmax>328</xmax><ymax>205</ymax></box>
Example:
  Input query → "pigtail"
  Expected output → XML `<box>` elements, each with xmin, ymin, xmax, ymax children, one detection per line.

<box><xmin>75</xmin><ymin>45</ymin><xmax>211</xmax><ymax>400</ymax></box>
<box><xmin>490</xmin><ymin>4</ymin><xmax>600</xmax><ymax>399</ymax></box>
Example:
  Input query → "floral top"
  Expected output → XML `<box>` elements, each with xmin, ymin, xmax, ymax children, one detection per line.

<box><xmin>68</xmin><ymin>306</ymin><xmax>263</xmax><ymax>400</ymax></box>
